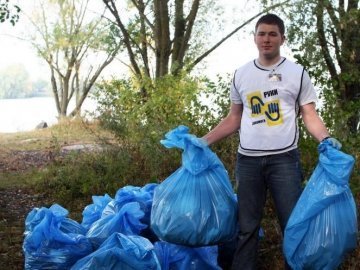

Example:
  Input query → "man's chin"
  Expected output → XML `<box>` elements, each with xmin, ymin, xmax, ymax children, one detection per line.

<box><xmin>263</xmin><ymin>52</ymin><xmax>279</xmax><ymax>60</ymax></box>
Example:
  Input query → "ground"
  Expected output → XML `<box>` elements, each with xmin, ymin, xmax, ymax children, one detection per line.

<box><xmin>0</xmin><ymin>122</ymin><xmax>114</xmax><ymax>269</ymax></box>
<box><xmin>0</xmin><ymin>148</ymin><xmax>359</xmax><ymax>270</ymax></box>
<box><xmin>0</xmin><ymin>149</ymin><xmax>53</xmax><ymax>269</ymax></box>
<box><xmin>0</xmin><ymin>148</ymin><xmax>286</xmax><ymax>269</ymax></box>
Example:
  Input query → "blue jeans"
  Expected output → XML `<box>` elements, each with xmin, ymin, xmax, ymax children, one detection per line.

<box><xmin>231</xmin><ymin>149</ymin><xmax>303</xmax><ymax>270</ymax></box>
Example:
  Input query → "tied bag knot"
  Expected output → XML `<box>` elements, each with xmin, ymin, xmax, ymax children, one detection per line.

<box><xmin>160</xmin><ymin>125</ymin><xmax>221</xmax><ymax>175</ymax></box>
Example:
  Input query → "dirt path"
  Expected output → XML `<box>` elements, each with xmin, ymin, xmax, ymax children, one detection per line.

<box><xmin>0</xmin><ymin>188</ymin><xmax>49</xmax><ymax>269</ymax></box>
<box><xmin>0</xmin><ymin>149</ymin><xmax>53</xmax><ymax>172</ymax></box>
<box><xmin>0</xmin><ymin>149</ymin><xmax>67</xmax><ymax>269</ymax></box>
<box><xmin>0</xmin><ymin>149</ymin><xmax>52</xmax><ymax>221</ymax></box>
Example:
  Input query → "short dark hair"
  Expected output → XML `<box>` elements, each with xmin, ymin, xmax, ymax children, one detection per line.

<box><xmin>255</xmin><ymin>14</ymin><xmax>285</xmax><ymax>35</ymax></box>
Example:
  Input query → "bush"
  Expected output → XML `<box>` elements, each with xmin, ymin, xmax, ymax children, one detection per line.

<box><xmin>92</xmin><ymin>74</ymin><xmax>237</xmax><ymax>173</ymax></box>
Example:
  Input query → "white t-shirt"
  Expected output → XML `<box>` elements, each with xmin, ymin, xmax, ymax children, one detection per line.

<box><xmin>230</xmin><ymin>58</ymin><xmax>317</xmax><ymax>156</ymax></box>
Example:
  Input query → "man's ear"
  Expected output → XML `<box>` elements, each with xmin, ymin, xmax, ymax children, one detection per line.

<box><xmin>281</xmin><ymin>35</ymin><xmax>286</xmax><ymax>45</ymax></box>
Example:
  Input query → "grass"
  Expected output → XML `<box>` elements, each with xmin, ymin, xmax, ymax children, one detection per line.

<box><xmin>0</xmin><ymin>172</ymin><xmax>35</xmax><ymax>189</ymax></box>
<box><xmin>0</xmin><ymin>118</ymin><xmax>115</xmax><ymax>191</ymax></box>
<box><xmin>0</xmin><ymin>118</ymin><xmax>114</xmax><ymax>151</ymax></box>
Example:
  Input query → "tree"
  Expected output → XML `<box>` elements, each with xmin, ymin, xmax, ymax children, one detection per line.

<box><xmin>314</xmin><ymin>0</ymin><xmax>359</xmax><ymax>134</ymax></box>
<box><xmin>268</xmin><ymin>0</ymin><xmax>360</xmax><ymax>134</ymax></box>
<box><xmin>0</xmin><ymin>64</ymin><xmax>31</xmax><ymax>98</ymax></box>
<box><xmin>27</xmin><ymin>0</ymin><xmax>122</xmax><ymax>118</ymax></box>
<box><xmin>0</xmin><ymin>64</ymin><xmax>51</xmax><ymax>98</ymax></box>
<box><xmin>102</xmin><ymin>0</ymin><xmax>289</xmax><ymax>83</ymax></box>
<box><xmin>31</xmin><ymin>78</ymin><xmax>50</xmax><ymax>97</ymax></box>
<box><xmin>0</xmin><ymin>0</ymin><xmax>20</xmax><ymax>25</ymax></box>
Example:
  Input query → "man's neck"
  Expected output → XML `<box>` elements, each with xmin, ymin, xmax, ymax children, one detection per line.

<box><xmin>257</xmin><ymin>55</ymin><xmax>282</xmax><ymax>67</ymax></box>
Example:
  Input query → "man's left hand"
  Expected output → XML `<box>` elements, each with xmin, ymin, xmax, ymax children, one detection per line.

<box><xmin>323</xmin><ymin>137</ymin><xmax>342</xmax><ymax>150</ymax></box>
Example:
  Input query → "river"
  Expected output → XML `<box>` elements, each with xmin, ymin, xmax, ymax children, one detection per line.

<box><xmin>0</xmin><ymin>97</ymin><xmax>98</xmax><ymax>133</ymax></box>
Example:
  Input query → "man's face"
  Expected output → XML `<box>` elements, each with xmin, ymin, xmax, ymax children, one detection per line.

<box><xmin>254</xmin><ymin>23</ymin><xmax>285</xmax><ymax>61</ymax></box>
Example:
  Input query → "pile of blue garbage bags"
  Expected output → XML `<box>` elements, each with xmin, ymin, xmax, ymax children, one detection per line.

<box><xmin>23</xmin><ymin>185</ymin><xmax>225</xmax><ymax>269</ymax></box>
<box><xmin>23</xmin><ymin>126</ymin><xmax>238</xmax><ymax>269</ymax></box>
<box><xmin>23</xmin><ymin>126</ymin><xmax>358</xmax><ymax>269</ymax></box>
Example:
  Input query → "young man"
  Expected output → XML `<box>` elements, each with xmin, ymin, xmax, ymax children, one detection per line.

<box><xmin>202</xmin><ymin>14</ymin><xmax>341</xmax><ymax>269</ymax></box>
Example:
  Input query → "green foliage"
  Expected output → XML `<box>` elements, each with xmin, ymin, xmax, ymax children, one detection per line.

<box><xmin>94</xmin><ymin>74</ymin><xmax>226</xmax><ymax>142</ymax></box>
<box><xmin>32</xmin><ymin>142</ymin><xmax>183</xmax><ymax>205</ymax></box>
<box><xmin>92</xmin><ymin>73</ymin><xmax>240</xmax><ymax>180</ymax></box>
<box><xmin>286</xmin><ymin>0</ymin><xmax>359</xmax><ymax>131</ymax></box>
<box><xmin>199</xmin><ymin>74</ymin><xmax>239</xmax><ymax>179</ymax></box>
<box><xmin>35</xmin><ymin>150</ymin><xmax>137</xmax><ymax>203</ymax></box>
<box><xmin>0</xmin><ymin>0</ymin><xmax>20</xmax><ymax>26</ymax></box>
<box><xmin>93</xmin><ymin>75</ymin><xmax>207</xmax><ymax>181</ymax></box>
<box><xmin>297</xmin><ymin>122</ymin><xmax>319</xmax><ymax>181</ymax></box>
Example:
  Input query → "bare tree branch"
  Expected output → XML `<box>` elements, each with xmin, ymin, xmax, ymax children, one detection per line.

<box><xmin>130</xmin><ymin>0</ymin><xmax>155</xmax><ymax>31</ymax></box>
<box><xmin>103</xmin><ymin>0</ymin><xmax>143</xmax><ymax>78</ymax></box>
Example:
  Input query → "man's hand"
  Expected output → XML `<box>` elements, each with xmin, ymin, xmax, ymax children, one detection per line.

<box><xmin>198</xmin><ymin>137</ymin><xmax>209</xmax><ymax>147</ymax></box>
<box><xmin>322</xmin><ymin>137</ymin><xmax>342</xmax><ymax>150</ymax></box>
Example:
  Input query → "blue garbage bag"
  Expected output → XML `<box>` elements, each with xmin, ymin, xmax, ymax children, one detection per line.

<box><xmin>100</xmin><ymin>184</ymin><xmax>159</xmax><ymax>243</ymax></box>
<box><xmin>86</xmin><ymin>201</ymin><xmax>147</xmax><ymax>248</ymax></box>
<box><xmin>23</xmin><ymin>204</ymin><xmax>93</xmax><ymax>269</ymax></box>
<box><xmin>102</xmin><ymin>183</ymin><xmax>157</xmax><ymax>225</ymax></box>
<box><xmin>81</xmin><ymin>193</ymin><xmax>112</xmax><ymax>230</ymax></box>
<box><xmin>151</xmin><ymin>125</ymin><xmax>238</xmax><ymax>246</ymax></box>
<box><xmin>284</xmin><ymin>140</ymin><xmax>357</xmax><ymax>270</ymax></box>
<box><xmin>71</xmin><ymin>233</ymin><xmax>161</xmax><ymax>270</ymax></box>
<box><xmin>154</xmin><ymin>241</ymin><xmax>221</xmax><ymax>270</ymax></box>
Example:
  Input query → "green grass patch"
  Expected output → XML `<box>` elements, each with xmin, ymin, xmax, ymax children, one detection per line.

<box><xmin>0</xmin><ymin>171</ymin><xmax>39</xmax><ymax>189</ymax></box>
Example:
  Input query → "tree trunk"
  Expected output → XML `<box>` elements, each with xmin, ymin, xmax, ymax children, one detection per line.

<box><xmin>316</xmin><ymin>0</ymin><xmax>360</xmax><ymax>132</ymax></box>
<box><xmin>153</xmin><ymin>0</ymin><xmax>171</xmax><ymax>77</ymax></box>
<box><xmin>171</xmin><ymin>0</ymin><xmax>200</xmax><ymax>75</ymax></box>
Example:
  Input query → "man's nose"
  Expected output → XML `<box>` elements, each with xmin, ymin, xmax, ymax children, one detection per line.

<box><xmin>264</xmin><ymin>34</ymin><xmax>270</xmax><ymax>41</ymax></box>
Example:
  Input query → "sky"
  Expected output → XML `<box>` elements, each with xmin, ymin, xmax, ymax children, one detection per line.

<box><xmin>0</xmin><ymin>1</ymin><xmax>292</xmax><ymax>81</ymax></box>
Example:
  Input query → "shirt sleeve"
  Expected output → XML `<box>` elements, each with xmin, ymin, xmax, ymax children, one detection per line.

<box><xmin>298</xmin><ymin>69</ymin><xmax>318</xmax><ymax>106</ymax></box>
<box><xmin>230</xmin><ymin>69</ymin><xmax>243</xmax><ymax>105</ymax></box>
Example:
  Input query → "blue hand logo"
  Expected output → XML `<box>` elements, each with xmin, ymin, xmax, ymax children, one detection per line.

<box><xmin>249</xmin><ymin>93</ymin><xmax>282</xmax><ymax>126</ymax></box>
